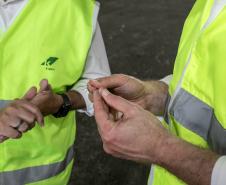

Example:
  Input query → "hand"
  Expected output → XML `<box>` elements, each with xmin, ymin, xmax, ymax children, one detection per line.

<box><xmin>31</xmin><ymin>79</ymin><xmax>63</xmax><ymax>116</ymax></box>
<box><xmin>88</xmin><ymin>74</ymin><xmax>168</xmax><ymax>115</ymax></box>
<box><xmin>0</xmin><ymin>87</ymin><xmax>44</xmax><ymax>143</ymax></box>
<box><xmin>93</xmin><ymin>88</ymin><xmax>169</xmax><ymax>164</ymax></box>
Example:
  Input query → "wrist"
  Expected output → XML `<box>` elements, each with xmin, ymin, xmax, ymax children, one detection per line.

<box><xmin>143</xmin><ymin>81</ymin><xmax>168</xmax><ymax>115</ymax></box>
<box><xmin>153</xmin><ymin>134</ymin><xmax>177</xmax><ymax>165</ymax></box>
<box><xmin>65</xmin><ymin>90</ymin><xmax>86</xmax><ymax>110</ymax></box>
<box><xmin>53</xmin><ymin>94</ymin><xmax>64</xmax><ymax>113</ymax></box>
<box><xmin>148</xmin><ymin>128</ymin><xmax>173</xmax><ymax>165</ymax></box>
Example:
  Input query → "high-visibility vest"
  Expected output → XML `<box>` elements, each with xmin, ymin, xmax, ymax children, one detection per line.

<box><xmin>149</xmin><ymin>0</ymin><xmax>226</xmax><ymax>184</ymax></box>
<box><xmin>0</xmin><ymin>0</ymin><xmax>96</xmax><ymax>184</ymax></box>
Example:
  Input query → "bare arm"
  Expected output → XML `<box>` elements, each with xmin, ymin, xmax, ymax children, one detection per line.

<box><xmin>155</xmin><ymin>135</ymin><xmax>218</xmax><ymax>185</ymax></box>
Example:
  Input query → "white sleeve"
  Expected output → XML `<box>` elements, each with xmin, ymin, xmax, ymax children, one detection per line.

<box><xmin>211</xmin><ymin>156</ymin><xmax>226</xmax><ymax>185</ymax></box>
<box><xmin>72</xmin><ymin>21</ymin><xmax>111</xmax><ymax>116</ymax></box>
<box><xmin>159</xmin><ymin>75</ymin><xmax>173</xmax><ymax>85</ymax></box>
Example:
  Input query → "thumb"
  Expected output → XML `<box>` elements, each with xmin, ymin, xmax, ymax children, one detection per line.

<box><xmin>99</xmin><ymin>88</ymin><xmax>132</xmax><ymax>116</ymax></box>
<box><xmin>39</xmin><ymin>79</ymin><xmax>49</xmax><ymax>92</ymax></box>
<box><xmin>23</xmin><ymin>87</ymin><xmax>37</xmax><ymax>100</ymax></box>
<box><xmin>93</xmin><ymin>90</ymin><xmax>113</xmax><ymax>133</ymax></box>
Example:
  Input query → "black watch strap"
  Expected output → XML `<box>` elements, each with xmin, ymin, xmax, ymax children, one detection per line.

<box><xmin>53</xmin><ymin>93</ymin><xmax>72</xmax><ymax>118</ymax></box>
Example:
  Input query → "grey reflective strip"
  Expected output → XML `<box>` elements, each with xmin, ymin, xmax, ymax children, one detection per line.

<box><xmin>167</xmin><ymin>54</ymin><xmax>191</xmax><ymax>119</ymax></box>
<box><xmin>169</xmin><ymin>88</ymin><xmax>226</xmax><ymax>154</ymax></box>
<box><xmin>202</xmin><ymin>0</ymin><xmax>226</xmax><ymax>30</ymax></box>
<box><xmin>0</xmin><ymin>145</ymin><xmax>74</xmax><ymax>185</ymax></box>
<box><xmin>0</xmin><ymin>100</ymin><xmax>11</xmax><ymax>109</ymax></box>
<box><xmin>169</xmin><ymin>89</ymin><xmax>212</xmax><ymax>140</ymax></box>
<box><xmin>148</xmin><ymin>166</ymin><xmax>155</xmax><ymax>185</ymax></box>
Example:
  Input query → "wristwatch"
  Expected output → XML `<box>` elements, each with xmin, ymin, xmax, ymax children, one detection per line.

<box><xmin>53</xmin><ymin>93</ymin><xmax>72</xmax><ymax>118</ymax></box>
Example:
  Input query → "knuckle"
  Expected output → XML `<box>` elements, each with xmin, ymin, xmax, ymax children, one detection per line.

<box><xmin>33</xmin><ymin>106</ymin><xmax>40</xmax><ymax>114</ymax></box>
<box><xmin>128</xmin><ymin>108</ymin><xmax>136</xmax><ymax>116</ymax></box>
<box><xmin>27</xmin><ymin>115</ymin><xmax>35</xmax><ymax>123</ymax></box>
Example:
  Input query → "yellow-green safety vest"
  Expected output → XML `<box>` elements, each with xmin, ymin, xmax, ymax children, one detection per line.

<box><xmin>0</xmin><ymin>0</ymin><xmax>96</xmax><ymax>184</ymax></box>
<box><xmin>149</xmin><ymin>0</ymin><xmax>226</xmax><ymax>184</ymax></box>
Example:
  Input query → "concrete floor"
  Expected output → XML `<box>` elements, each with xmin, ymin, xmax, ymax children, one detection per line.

<box><xmin>69</xmin><ymin>0</ymin><xmax>194</xmax><ymax>185</ymax></box>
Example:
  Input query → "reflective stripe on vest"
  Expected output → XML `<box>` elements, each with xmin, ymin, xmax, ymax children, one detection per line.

<box><xmin>165</xmin><ymin>89</ymin><xmax>226</xmax><ymax>154</ymax></box>
<box><xmin>0</xmin><ymin>145</ymin><xmax>74</xmax><ymax>185</ymax></box>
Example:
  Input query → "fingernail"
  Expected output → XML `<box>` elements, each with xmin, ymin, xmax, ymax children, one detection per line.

<box><xmin>101</xmin><ymin>89</ymin><xmax>110</xmax><ymax>97</ymax></box>
<box><xmin>93</xmin><ymin>90</ymin><xmax>98</xmax><ymax>95</ymax></box>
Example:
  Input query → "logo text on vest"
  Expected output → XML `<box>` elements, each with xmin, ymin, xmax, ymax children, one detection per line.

<box><xmin>41</xmin><ymin>57</ymin><xmax>58</xmax><ymax>71</ymax></box>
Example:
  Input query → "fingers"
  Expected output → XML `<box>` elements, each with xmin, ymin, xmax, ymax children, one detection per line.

<box><xmin>88</xmin><ymin>74</ymin><xmax>130</xmax><ymax>105</ymax></box>
<box><xmin>98</xmin><ymin>88</ymin><xmax>132</xmax><ymax>116</ymax></box>
<box><xmin>19</xmin><ymin>101</ymin><xmax>44</xmax><ymax>126</ymax></box>
<box><xmin>17</xmin><ymin>122</ymin><xmax>30</xmax><ymax>133</ymax></box>
<box><xmin>93</xmin><ymin>90</ymin><xmax>113</xmax><ymax>133</ymax></box>
<box><xmin>23</xmin><ymin>86</ymin><xmax>37</xmax><ymax>100</ymax></box>
<box><xmin>88</xmin><ymin>81</ymin><xmax>99</xmax><ymax>93</ymax></box>
<box><xmin>1</xmin><ymin>99</ymin><xmax>43</xmax><ymax>132</ymax></box>
<box><xmin>90</xmin><ymin>74</ymin><xmax>128</xmax><ymax>90</ymax></box>
<box><xmin>0</xmin><ymin>123</ymin><xmax>21</xmax><ymax>139</ymax></box>
<box><xmin>39</xmin><ymin>79</ymin><xmax>49</xmax><ymax>92</ymax></box>
<box><xmin>11</xmin><ymin>100</ymin><xmax>44</xmax><ymax>126</ymax></box>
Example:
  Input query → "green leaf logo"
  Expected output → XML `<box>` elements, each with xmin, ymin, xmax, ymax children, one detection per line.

<box><xmin>42</xmin><ymin>57</ymin><xmax>59</xmax><ymax>66</ymax></box>
<box><xmin>41</xmin><ymin>57</ymin><xmax>59</xmax><ymax>71</ymax></box>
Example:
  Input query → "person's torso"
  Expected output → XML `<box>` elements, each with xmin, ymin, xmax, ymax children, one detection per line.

<box><xmin>0</xmin><ymin>0</ymin><xmax>96</xmax><ymax>184</ymax></box>
<box><xmin>150</xmin><ymin>0</ymin><xmax>226</xmax><ymax>184</ymax></box>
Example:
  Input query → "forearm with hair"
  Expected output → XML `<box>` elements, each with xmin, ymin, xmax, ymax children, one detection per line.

<box><xmin>154</xmin><ymin>135</ymin><xmax>219</xmax><ymax>185</ymax></box>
